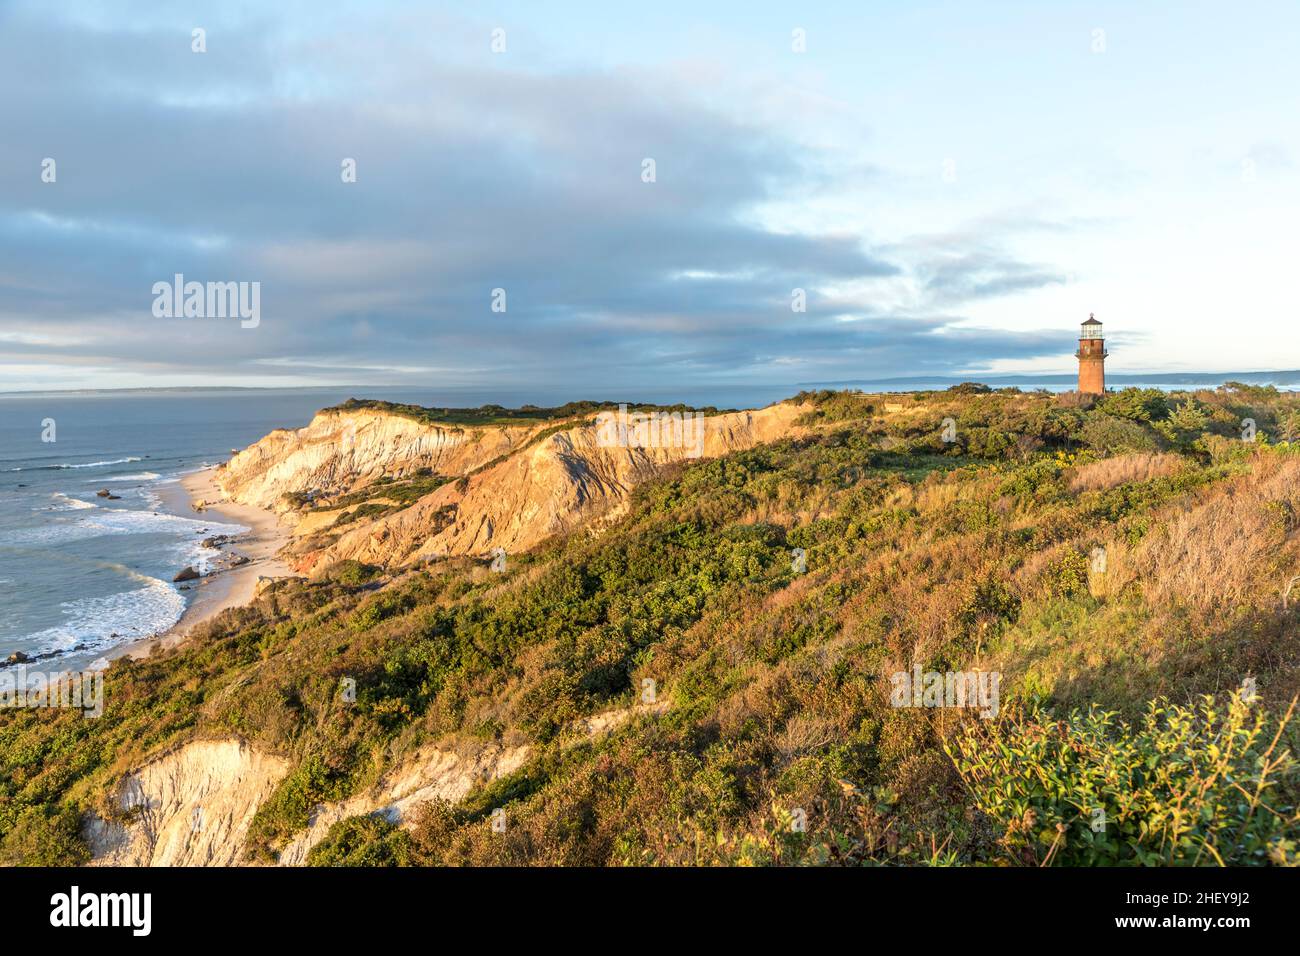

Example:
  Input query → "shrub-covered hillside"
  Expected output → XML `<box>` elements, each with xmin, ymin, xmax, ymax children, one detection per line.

<box><xmin>3</xmin><ymin>384</ymin><xmax>1300</xmax><ymax>866</ymax></box>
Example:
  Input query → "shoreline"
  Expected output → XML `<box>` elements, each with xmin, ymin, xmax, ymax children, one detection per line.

<box><xmin>108</xmin><ymin>467</ymin><xmax>293</xmax><ymax>662</ymax></box>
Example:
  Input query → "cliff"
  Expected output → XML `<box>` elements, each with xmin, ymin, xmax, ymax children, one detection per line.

<box><xmin>84</xmin><ymin>740</ymin><xmax>289</xmax><ymax>867</ymax></box>
<box><xmin>217</xmin><ymin>402</ymin><xmax>810</xmax><ymax>572</ymax></box>
<box><xmin>216</xmin><ymin>408</ymin><xmax>546</xmax><ymax>514</ymax></box>
<box><xmin>10</xmin><ymin>386</ymin><xmax>1299</xmax><ymax>869</ymax></box>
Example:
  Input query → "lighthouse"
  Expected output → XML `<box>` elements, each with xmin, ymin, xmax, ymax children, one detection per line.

<box><xmin>1076</xmin><ymin>314</ymin><xmax>1107</xmax><ymax>395</ymax></box>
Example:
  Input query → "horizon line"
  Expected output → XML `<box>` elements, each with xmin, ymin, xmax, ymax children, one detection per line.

<box><xmin>4</xmin><ymin>367</ymin><xmax>1300</xmax><ymax>399</ymax></box>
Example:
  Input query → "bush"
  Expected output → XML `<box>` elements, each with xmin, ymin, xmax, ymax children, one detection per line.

<box><xmin>0</xmin><ymin>805</ymin><xmax>89</xmax><ymax>866</ymax></box>
<box><xmin>307</xmin><ymin>813</ymin><xmax>413</xmax><ymax>866</ymax></box>
<box><xmin>946</xmin><ymin>695</ymin><xmax>1300</xmax><ymax>866</ymax></box>
<box><xmin>1099</xmin><ymin>388</ymin><xmax>1170</xmax><ymax>423</ymax></box>
<box><xmin>1154</xmin><ymin>399</ymin><xmax>1211</xmax><ymax>452</ymax></box>
<box><xmin>999</xmin><ymin>456</ymin><xmax>1064</xmax><ymax>501</ymax></box>
<box><xmin>1044</xmin><ymin>548</ymin><xmax>1091</xmax><ymax>598</ymax></box>
<box><xmin>1079</xmin><ymin>415</ymin><xmax>1158</xmax><ymax>455</ymax></box>
<box><xmin>247</xmin><ymin>755</ymin><xmax>354</xmax><ymax>856</ymax></box>
<box><xmin>323</xmin><ymin>560</ymin><xmax>384</xmax><ymax>586</ymax></box>
<box><xmin>1280</xmin><ymin>410</ymin><xmax>1300</xmax><ymax>443</ymax></box>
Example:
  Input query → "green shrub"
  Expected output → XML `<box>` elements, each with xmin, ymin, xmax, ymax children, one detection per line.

<box><xmin>324</xmin><ymin>560</ymin><xmax>383</xmax><ymax>586</ymax></box>
<box><xmin>946</xmin><ymin>695</ymin><xmax>1300</xmax><ymax>865</ymax></box>
<box><xmin>334</xmin><ymin>502</ymin><xmax>396</xmax><ymax>526</ymax></box>
<box><xmin>1154</xmin><ymin>399</ymin><xmax>1211</xmax><ymax>452</ymax></box>
<box><xmin>1044</xmin><ymin>548</ymin><xmax>1091</xmax><ymax>598</ymax></box>
<box><xmin>247</xmin><ymin>755</ymin><xmax>354</xmax><ymax>856</ymax></box>
<box><xmin>307</xmin><ymin>813</ymin><xmax>412</xmax><ymax>866</ymax></box>
<box><xmin>1080</xmin><ymin>414</ymin><xmax>1158</xmax><ymax>455</ymax></box>
<box><xmin>350</xmin><ymin>591</ymin><xmax>414</xmax><ymax>631</ymax></box>
<box><xmin>1099</xmin><ymin>388</ymin><xmax>1170</xmax><ymax>423</ymax></box>
<box><xmin>999</xmin><ymin>456</ymin><xmax>1064</xmax><ymax>501</ymax></box>
<box><xmin>0</xmin><ymin>805</ymin><xmax>90</xmax><ymax>866</ymax></box>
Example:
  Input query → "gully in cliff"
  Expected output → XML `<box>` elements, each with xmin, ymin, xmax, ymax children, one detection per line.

<box><xmin>596</xmin><ymin>404</ymin><xmax>705</xmax><ymax>458</ymax></box>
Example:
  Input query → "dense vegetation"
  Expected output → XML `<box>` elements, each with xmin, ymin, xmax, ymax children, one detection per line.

<box><xmin>325</xmin><ymin>398</ymin><xmax>736</xmax><ymax>427</ymax></box>
<box><xmin>3</xmin><ymin>385</ymin><xmax>1300</xmax><ymax>866</ymax></box>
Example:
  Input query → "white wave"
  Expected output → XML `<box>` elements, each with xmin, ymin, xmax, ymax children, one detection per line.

<box><xmin>60</xmin><ymin>456</ymin><xmax>143</xmax><ymax>470</ymax></box>
<box><xmin>4</xmin><ymin>504</ymin><xmax>246</xmax><ymax>547</ymax></box>
<box><xmin>85</xmin><ymin>472</ymin><xmax>161</xmax><ymax>483</ymax></box>
<box><xmin>48</xmin><ymin>493</ymin><xmax>98</xmax><ymax>511</ymax></box>
<box><xmin>24</xmin><ymin>573</ymin><xmax>187</xmax><ymax>656</ymax></box>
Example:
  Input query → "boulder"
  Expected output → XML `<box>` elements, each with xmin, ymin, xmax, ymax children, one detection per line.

<box><xmin>173</xmin><ymin>567</ymin><xmax>200</xmax><ymax>583</ymax></box>
<box><xmin>6</xmin><ymin>651</ymin><xmax>29</xmax><ymax>664</ymax></box>
<box><xmin>96</xmin><ymin>489</ymin><xmax>112</xmax><ymax>498</ymax></box>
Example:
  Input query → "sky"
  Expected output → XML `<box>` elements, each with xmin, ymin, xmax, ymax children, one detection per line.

<box><xmin>1</xmin><ymin>0</ymin><xmax>1298</xmax><ymax>394</ymax></box>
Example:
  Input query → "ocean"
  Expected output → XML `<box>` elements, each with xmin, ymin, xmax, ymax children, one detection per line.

<box><xmin>0</xmin><ymin>390</ymin><xmax>346</xmax><ymax>670</ymax></box>
<box><xmin>1</xmin><ymin>375</ymin><xmax>1291</xmax><ymax>670</ymax></box>
<box><xmin>0</xmin><ymin>383</ymin><xmax>798</xmax><ymax>669</ymax></box>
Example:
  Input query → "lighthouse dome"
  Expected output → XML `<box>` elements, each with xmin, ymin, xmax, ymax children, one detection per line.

<box><xmin>1080</xmin><ymin>314</ymin><xmax>1103</xmax><ymax>339</ymax></box>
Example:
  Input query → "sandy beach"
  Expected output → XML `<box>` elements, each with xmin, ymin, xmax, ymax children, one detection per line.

<box><xmin>109</xmin><ymin>468</ymin><xmax>293</xmax><ymax>661</ymax></box>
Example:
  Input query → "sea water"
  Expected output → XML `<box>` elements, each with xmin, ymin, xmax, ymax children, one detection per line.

<box><xmin>1</xmin><ymin>376</ymin><xmax>1285</xmax><ymax>669</ymax></box>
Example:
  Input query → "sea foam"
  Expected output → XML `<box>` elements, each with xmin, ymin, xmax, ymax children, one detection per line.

<box><xmin>23</xmin><ymin>570</ymin><xmax>188</xmax><ymax>656</ymax></box>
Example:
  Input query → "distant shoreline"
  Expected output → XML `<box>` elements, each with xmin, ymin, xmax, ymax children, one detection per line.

<box><xmin>4</xmin><ymin>371</ymin><xmax>1300</xmax><ymax>398</ymax></box>
<box><xmin>805</xmin><ymin>372</ymin><xmax>1300</xmax><ymax>391</ymax></box>
<box><xmin>108</xmin><ymin>468</ymin><xmax>293</xmax><ymax>662</ymax></box>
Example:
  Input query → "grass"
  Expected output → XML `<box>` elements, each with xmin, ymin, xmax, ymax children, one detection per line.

<box><xmin>323</xmin><ymin>471</ymin><xmax>453</xmax><ymax>516</ymax></box>
<box><xmin>324</xmin><ymin>398</ymin><xmax>737</xmax><ymax>428</ymax></box>
<box><xmin>4</xmin><ymin>385</ymin><xmax>1300</xmax><ymax>866</ymax></box>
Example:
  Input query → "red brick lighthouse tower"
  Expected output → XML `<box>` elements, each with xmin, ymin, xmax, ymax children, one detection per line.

<box><xmin>1076</xmin><ymin>314</ymin><xmax>1107</xmax><ymax>395</ymax></box>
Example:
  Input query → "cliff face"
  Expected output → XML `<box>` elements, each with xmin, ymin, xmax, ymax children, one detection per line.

<box><xmin>218</xmin><ymin>402</ymin><xmax>809</xmax><ymax>572</ymax></box>
<box><xmin>78</xmin><ymin>402</ymin><xmax>808</xmax><ymax>867</ymax></box>
<box><xmin>276</xmin><ymin>744</ymin><xmax>531</xmax><ymax>866</ymax></box>
<box><xmin>216</xmin><ymin>409</ymin><xmax>545</xmax><ymax>514</ymax></box>
<box><xmin>82</xmin><ymin>738</ymin><xmax>528</xmax><ymax>866</ymax></box>
<box><xmin>84</xmin><ymin>740</ymin><xmax>289</xmax><ymax>867</ymax></box>
<box><xmin>84</xmin><ymin>703</ymin><xmax>664</xmax><ymax>866</ymax></box>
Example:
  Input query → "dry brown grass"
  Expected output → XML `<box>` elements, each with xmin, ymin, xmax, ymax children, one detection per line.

<box><xmin>913</xmin><ymin>471</ymin><xmax>1001</xmax><ymax>514</ymax></box>
<box><xmin>774</xmin><ymin>714</ymin><xmax>840</xmax><ymax>762</ymax></box>
<box><xmin>1068</xmin><ymin>453</ymin><xmax>1184</xmax><ymax>493</ymax></box>
<box><xmin>1135</xmin><ymin>456</ymin><xmax>1300</xmax><ymax>610</ymax></box>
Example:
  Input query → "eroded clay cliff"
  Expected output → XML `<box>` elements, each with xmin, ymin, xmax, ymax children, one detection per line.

<box><xmin>217</xmin><ymin>408</ymin><xmax>546</xmax><ymax>514</ymax></box>
<box><xmin>218</xmin><ymin>402</ymin><xmax>809</xmax><ymax>572</ymax></box>
<box><xmin>84</xmin><ymin>739</ymin><xmax>289</xmax><ymax>867</ymax></box>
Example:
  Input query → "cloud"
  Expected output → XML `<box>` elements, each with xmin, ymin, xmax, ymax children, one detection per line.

<box><xmin>0</xmin><ymin>2</ymin><xmax>1073</xmax><ymax>393</ymax></box>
